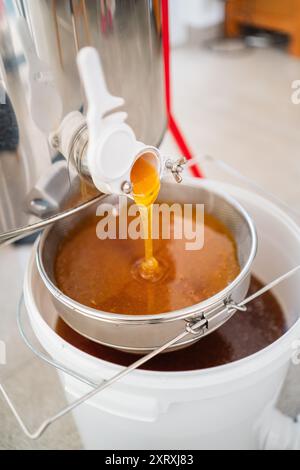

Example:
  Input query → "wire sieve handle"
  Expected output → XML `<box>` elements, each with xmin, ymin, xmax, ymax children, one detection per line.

<box><xmin>0</xmin><ymin>195</ymin><xmax>105</xmax><ymax>247</ymax></box>
<box><xmin>1</xmin><ymin>265</ymin><xmax>300</xmax><ymax>440</ymax></box>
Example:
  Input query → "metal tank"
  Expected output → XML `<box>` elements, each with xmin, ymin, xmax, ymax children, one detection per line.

<box><xmin>0</xmin><ymin>0</ymin><xmax>166</xmax><ymax>244</ymax></box>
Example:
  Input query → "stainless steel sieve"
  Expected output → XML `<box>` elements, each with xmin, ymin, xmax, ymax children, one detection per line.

<box><xmin>36</xmin><ymin>179</ymin><xmax>257</xmax><ymax>353</ymax></box>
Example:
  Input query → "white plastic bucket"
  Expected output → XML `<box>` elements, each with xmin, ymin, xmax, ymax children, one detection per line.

<box><xmin>24</xmin><ymin>179</ymin><xmax>300</xmax><ymax>450</ymax></box>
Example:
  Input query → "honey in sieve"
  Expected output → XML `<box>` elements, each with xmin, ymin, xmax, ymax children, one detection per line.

<box><xmin>55</xmin><ymin>204</ymin><xmax>241</xmax><ymax>315</ymax></box>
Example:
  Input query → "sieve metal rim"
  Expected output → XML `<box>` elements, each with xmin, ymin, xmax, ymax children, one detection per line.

<box><xmin>36</xmin><ymin>181</ymin><xmax>257</xmax><ymax>325</ymax></box>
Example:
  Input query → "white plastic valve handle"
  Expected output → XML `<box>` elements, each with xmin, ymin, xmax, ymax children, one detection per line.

<box><xmin>77</xmin><ymin>47</ymin><xmax>125</xmax><ymax>140</ymax></box>
<box><xmin>76</xmin><ymin>47</ymin><xmax>163</xmax><ymax>195</ymax></box>
<box><xmin>76</xmin><ymin>47</ymin><xmax>146</xmax><ymax>194</ymax></box>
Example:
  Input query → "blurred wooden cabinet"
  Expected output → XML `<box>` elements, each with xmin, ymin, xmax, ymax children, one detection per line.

<box><xmin>225</xmin><ymin>0</ymin><xmax>300</xmax><ymax>57</ymax></box>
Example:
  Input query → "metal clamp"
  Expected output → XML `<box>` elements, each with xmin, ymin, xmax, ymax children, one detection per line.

<box><xmin>225</xmin><ymin>299</ymin><xmax>248</xmax><ymax>314</ymax></box>
<box><xmin>186</xmin><ymin>315</ymin><xmax>208</xmax><ymax>336</ymax></box>
<box><xmin>1</xmin><ymin>265</ymin><xmax>300</xmax><ymax>440</ymax></box>
<box><xmin>165</xmin><ymin>157</ymin><xmax>187</xmax><ymax>183</ymax></box>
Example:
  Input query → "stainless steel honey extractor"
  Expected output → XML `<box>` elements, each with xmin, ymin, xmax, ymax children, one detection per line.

<box><xmin>0</xmin><ymin>0</ymin><xmax>166</xmax><ymax>242</ymax></box>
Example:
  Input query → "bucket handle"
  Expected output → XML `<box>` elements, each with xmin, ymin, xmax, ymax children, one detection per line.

<box><xmin>1</xmin><ymin>267</ymin><xmax>300</xmax><ymax>440</ymax></box>
<box><xmin>184</xmin><ymin>155</ymin><xmax>300</xmax><ymax>223</ymax></box>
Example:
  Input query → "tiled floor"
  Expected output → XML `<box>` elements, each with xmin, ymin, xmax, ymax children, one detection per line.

<box><xmin>1</xmin><ymin>45</ymin><xmax>300</xmax><ymax>449</ymax></box>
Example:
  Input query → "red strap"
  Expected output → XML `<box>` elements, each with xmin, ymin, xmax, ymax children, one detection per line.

<box><xmin>161</xmin><ymin>0</ymin><xmax>203</xmax><ymax>178</ymax></box>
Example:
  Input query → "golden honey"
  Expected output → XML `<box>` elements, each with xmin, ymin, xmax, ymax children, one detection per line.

<box><xmin>130</xmin><ymin>153</ymin><xmax>161</xmax><ymax>280</ymax></box>
<box><xmin>55</xmin><ymin>205</ymin><xmax>241</xmax><ymax>315</ymax></box>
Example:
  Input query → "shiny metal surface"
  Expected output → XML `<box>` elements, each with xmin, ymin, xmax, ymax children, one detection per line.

<box><xmin>36</xmin><ymin>179</ymin><xmax>258</xmax><ymax>353</ymax></box>
<box><xmin>0</xmin><ymin>0</ymin><xmax>165</xmax><ymax>242</ymax></box>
